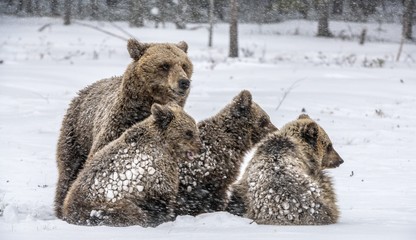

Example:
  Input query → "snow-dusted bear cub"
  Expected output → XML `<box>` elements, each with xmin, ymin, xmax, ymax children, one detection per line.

<box><xmin>227</xmin><ymin>114</ymin><xmax>343</xmax><ymax>225</ymax></box>
<box><xmin>176</xmin><ymin>90</ymin><xmax>277</xmax><ymax>216</ymax></box>
<box><xmin>62</xmin><ymin>103</ymin><xmax>202</xmax><ymax>227</ymax></box>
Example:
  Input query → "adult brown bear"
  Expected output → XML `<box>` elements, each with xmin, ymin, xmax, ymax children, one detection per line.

<box><xmin>55</xmin><ymin>39</ymin><xmax>193</xmax><ymax>218</ymax></box>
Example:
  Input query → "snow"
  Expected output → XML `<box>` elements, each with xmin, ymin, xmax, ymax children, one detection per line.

<box><xmin>1</xmin><ymin>16</ymin><xmax>416</xmax><ymax>239</ymax></box>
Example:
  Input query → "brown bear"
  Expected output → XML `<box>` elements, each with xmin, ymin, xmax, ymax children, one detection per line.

<box><xmin>175</xmin><ymin>90</ymin><xmax>278</xmax><ymax>216</ymax></box>
<box><xmin>55</xmin><ymin>39</ymin><xmax>193</xmax><ymax>218</ymax></box>
<box><xmin>62</xmin><ymin>103</ymin><xmax>202</xmax><ymax>227</ymax></box>
<box><xmin>227</xmin><ymin>114</ymin><xmax>343</xmax><ymax>225</ymax></box>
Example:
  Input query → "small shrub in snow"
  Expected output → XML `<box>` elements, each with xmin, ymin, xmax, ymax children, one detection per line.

<box><xmin>363</xmin><ymin>57</ymin><xmax>385</xmax><ymax>68</ymax></box>
<box><xmin>241</xmin><ymin>47</ymin><xmax>255</xmax><ymax>58</ymax></box>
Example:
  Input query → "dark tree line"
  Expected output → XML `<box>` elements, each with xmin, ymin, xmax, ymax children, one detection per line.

<box><xmin>1</xmin><ymin>1</ymin><xmax>228</xmax><ymax>25</ymax></box>
<box><xmin>1</xmin><ymin>0</ymin><xmax>414</xmax><ymax>39</ymax></box>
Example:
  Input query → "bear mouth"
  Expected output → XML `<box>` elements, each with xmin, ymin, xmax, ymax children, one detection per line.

<box><xmin>186</xmin><ymin>151</ymin><xmax>195</xmax><ymax>161</ymax></box>
<box><xmin>327</xmin><ymin>161</ymin><xmax>343</xmax><ymax>169</ymax></box>
<box><xmin>170</xmin><ymin>88</ymin><xmax>187</xmax><ymax>97</ymax></box>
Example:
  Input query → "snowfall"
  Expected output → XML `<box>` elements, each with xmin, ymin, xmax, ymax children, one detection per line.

<box><xmin>0</xmin><ymin>15</ymin><xmax>415</xmax><ymax>240</ymax></box>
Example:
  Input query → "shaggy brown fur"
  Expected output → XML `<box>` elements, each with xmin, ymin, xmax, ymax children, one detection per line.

<box><xmin>62</xmin><ymin>103</ymin><xmax>202</xmax><ymax>227</ymax></box>
<box><xmin>176</xmin><ymin>90</ymin><xmax>277</xmax><ymax>216</ymax></box>
<box><xmin>227</xmin><ymin>114</ymin><xmax>343</xmax><ymax>225</ymax></box>
<box><xmin>55</xmin><ymin>39</ymin><xmax>193</xmax><ymax>218</ymax></box>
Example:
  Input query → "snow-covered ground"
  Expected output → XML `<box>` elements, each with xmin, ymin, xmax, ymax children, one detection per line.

<box><xmin>0</xmin><ymin>16</ymin><xmax>415</xmax><ymax>239</ymax></box>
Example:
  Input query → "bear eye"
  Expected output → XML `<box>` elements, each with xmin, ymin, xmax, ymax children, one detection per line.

<box><xmin>259</xmin><ymin>116</ymin><xmax>269</xmax><ymax>128</ymax></box>
<box><xmin>182</xmin><ymin>64</ymin><xmax>188</xmax><ymax>71</ymax></box>
<box><xmin>326</xmin><ymin>144</ymin><xmax>333</xmax><ymax>152</ymax></box>
<box><xmin>160</xmin><ymin>63</ymin><xmax>170</xmax><ymax>71</ymax></box>
<box><xmin>185</xmin><ymin>130</ymin><xmax>194</xmax><ymax>140</ymax></box>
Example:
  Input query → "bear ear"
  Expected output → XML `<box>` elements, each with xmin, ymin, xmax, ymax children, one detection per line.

<box><xmin>165</xmin><ymin>101</ymin><xmax>180</xmax><ymax>108</ymax></box>
<box><xmin>176</xmin><ymin>41</ymin><xmax>188</xmax><ymax>53</ymax></box>
<box><xmin>298</xmin><ymin>114</ymin><xmax>311</xmax><ymax>120</ymax></box>
<box><xmin>301</xmin><ymin>121</ymin><xmax>319</xmax><ymax>146</ymax></box>
<box><xmin>151</xmin><ymin>103</ymin><xmax>174</xmax><ymax>130</ymax></box>
<box><xmin>127</xmin><ymin>39</ymin><xmax>150</xmax><ymax>60</ymax></box>
<box><xmin>232</xmin><ymin>90</ymin><xmax>252</xmax><ymax>116</ymax></box>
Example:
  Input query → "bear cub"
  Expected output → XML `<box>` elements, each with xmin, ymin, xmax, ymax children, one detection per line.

<box><xmin>227</xmin><ymin>114</ymin><xmax>343</xmax><ymax>225</ymax></box>
<box><xmin>62</xmin><ymin>103</ymin><xmax>201</xmax><ymax>227</ymax></box>
<box><xmin>55</xmin><ymin>39</ymin><xmax>193</xmax><ymax>218</ymax></box>
<box><xmin>176</xmin><ymin>90</ymin><xmax>277</xmax><ymax>216</ymax></box>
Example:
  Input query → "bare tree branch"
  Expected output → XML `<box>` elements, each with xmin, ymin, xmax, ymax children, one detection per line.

<box><xmin>38</xmin><ymin>23</ymin><xmax>52</xmax><ymax>32</ymax></box>
<box><xmin>396</xmin><ymin>37</ymin><xmax>405</xmax><ymax>62</ymax></box>
<box><xmin>73</xmin><ymin>21</ymin><xmax>128</xmax><ymax>41</ymax></box>
<box><xmin>275</xmin><ymin>78</ymin><xmax>306</xmax><ymax>111</ymax></box>
<box><xmin>110</xmin><ymin>22</ymin><xmax>136</xmax><ymax>39</ymax></box>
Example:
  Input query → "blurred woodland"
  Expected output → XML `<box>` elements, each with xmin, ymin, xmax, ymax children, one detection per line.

<box><xmin>1</xmin><ymin>1</ymin><xmax>414</xmax><ymax>42</ymax></box>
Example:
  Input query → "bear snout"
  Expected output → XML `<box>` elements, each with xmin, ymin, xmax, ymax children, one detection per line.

<box><xmin>329</xmin><ymin>157</ymin><xmax>344</xmax><ymax>168</ymax></box>
<box><xmin>332</xmin><ymin>154</ymin><xmax>344</xmax><ymax>168</ymax></box>
<box><xmin>332</xmin><ymin>150</ymin><xmax>344</xmax><ymax>167</ymax></box>
<box><xmin>323</xmin><ymin>149</ymin><xmax>344</xmax><ymax>169</ymax></box>
<box><xmin>178</xmin><ymin>79</ymin><xmax>190</xmax><ymax>91</ymax></box>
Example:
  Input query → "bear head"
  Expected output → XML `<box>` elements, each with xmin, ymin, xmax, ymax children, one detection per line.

<box><xmin>227</xmin><ymin>90</ymin><xmax>278</xmax><ymax>146</ymax></box>
<box><xmin>150</xmin><ymin>102</ymin><xmax>202</xmax><ymax>161</ymax></box>
<box><xmin>280</xmin><ymin>114</ymin><xmax>344</xmax><ymax>174</ymax></box>
<box><xmin>127</xmin><ymin>39</ymin><xmax>193</xmax><ymax>107</ymax></box>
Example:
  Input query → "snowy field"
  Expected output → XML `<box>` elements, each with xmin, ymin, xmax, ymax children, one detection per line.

<box><xmin>0</xmin><ymin>16</ymin><xmax>415</xmax><ymax>239</ymax></box>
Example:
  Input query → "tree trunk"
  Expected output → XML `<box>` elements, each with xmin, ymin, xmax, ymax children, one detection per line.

<box><xmin>152</xmin><ymin>0</ymin><xmax>166</xmax><ymax>28</ymax></box>
<box><xmin>90</xmin><ymin>0</ymin><xmax>98</xmax><ymax>20</ymax></box>
<box><xmin>361</xmin><ymin>0</ymin><xmax>378</xmax><ymax>18</ymax></box>
<box><xmin>403</xmin><ymin>0</ymin><xmax>414</xmax><ymax>40</ymax></box>
<box><xmin>50</xmin><ymin>0</ymin><xmax>59</xmax><ymax>16</ymax></box>
<box><xmin>158</xmin><ymin>0</ymin><xmax>167</xmax><ymax>28</ymax></box>
<box><xmin>25</xmin><ymin>0</ymin><xmax>33</xmax><ymax>15</ymax></box>
<box><xmin>332</xmin><ymin>0</ymin><xmax>343</xmax><ymax>15</ymax></box>
<box><xmin>299</xmin><ymin>0</ymin><xmax>310</xmax><ymax>19</ymax></box>
<box><xmin>130</xmin><ymin>0</ymin><xmax>144</xmax><ymax>27</ymax></box>
<box><xmin>34</xmin><ymin>0</ymin><xmax>40</xmax><ymax>16</ymax></box>
<box><xmin>17</xmin><ymin>0</ymin><xmax>24</xmax><ymax>12</ymax></box>
<box><xmin>208</xmin><ymin>0</ymin><xmax>214</xmax><ymax>47</ymax></box>
<box><xmin>64</xmin><ymin>0</ymin><xmax>71</xmax><ymax>25</ymax></box>
<box><xmin>78</xmin><ymin>0</ymin><xmax>84</xmax><ymax>19</ymax></box>
<box><xmin>348</xmin><ymin>0</ymin><xmax>367</xmax><ymax>22</ymax></box>
<box><xmin>316</xmin><ymin>0</ymin><xmax>332</xmax><ymax>37</ymax></box>
<box><xmin>214</xmin><ymin>0</ymin><xmax>226</xmax><ymax>21</ymax></box>
<box><xmin>229</xmin><ymin>0</ymin><xmax>238</xmax><ymax>58</ymax></box>
<box><xmin>174</xmin><ymin>0</ymin><xmax>186</xmax><ymax>29</ymax></box>
<box><xmin>359</xmin><ymin>28</ymin><xmax>367</xmax><ymax>45</ymax></box>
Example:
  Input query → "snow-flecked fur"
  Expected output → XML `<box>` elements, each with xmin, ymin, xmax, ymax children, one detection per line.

<box><xmin>62</xmin><ymin>103</ymin><xmax>201</xmax><ymax>227</ymax></box>
<box><xmin>176</xmin><ymin>90</ymin><xmax>277</xmax><ymax>216</ymax></box>
<box><xmin>227</xmin><ymin>114</ymin><xmax>343</xmax><ymax>225</ymax></box>
<box><xmin>55</xmin><ymin>39</ymin><xmax>193</xmax><ymax>218</ymax></box>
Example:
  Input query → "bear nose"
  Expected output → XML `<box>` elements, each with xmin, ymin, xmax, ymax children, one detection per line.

<box><xmin>178</xmin><ymin>79</ymin><xmax>190</xmax><ymax>90</ymax></box>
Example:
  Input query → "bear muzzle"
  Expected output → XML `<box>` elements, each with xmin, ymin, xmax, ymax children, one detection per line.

<box><xmin>178</xmin><ymin>79</ymin><xmax>190</xmax><ymax>91</ymax></box>
<box><xmin>185</xmin><ymin>138</ymin><xmax>203</xmax><ymax>161</ymax></box>
<box><xmin>324</xmin><ymin>149</ymin><xmax>344</xmax><ymax>168</ymax></box>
